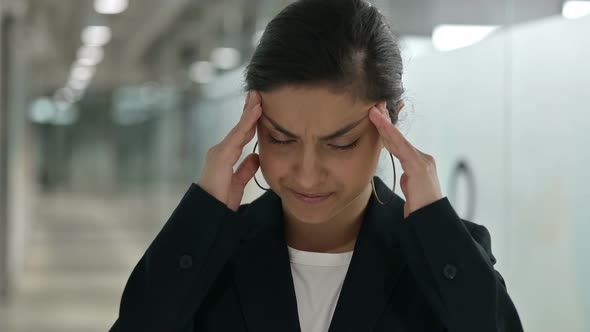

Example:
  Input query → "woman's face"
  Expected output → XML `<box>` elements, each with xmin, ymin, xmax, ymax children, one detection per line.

<box><xmin>256</xmin><ymin>85</ymin><xmax>383</xmax><ymax>225</ymax></box>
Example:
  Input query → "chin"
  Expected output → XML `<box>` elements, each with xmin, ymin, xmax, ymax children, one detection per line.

<box><xmin>281</xmin><ymin>192</ymin><xmax>337</xmax><ymax>225</ymax></box>
<box><xmin>284</xmin><ymin>204</ymin><xmax>333</xmax><ymax>225</ymax></box>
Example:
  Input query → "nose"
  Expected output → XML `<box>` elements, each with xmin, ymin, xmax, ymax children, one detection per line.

<box><xmin>292</xmin><ymin>145</ymin><xmax>326</xmax><ymax>191</ymax></box>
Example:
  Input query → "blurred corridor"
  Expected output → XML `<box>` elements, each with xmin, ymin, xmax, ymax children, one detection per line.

<box><xmin>0</xmin><ymin>190</ymin><xmax>171</xmax><ymax>331</ymax></box>
<box><xmin>1</xmin><ymin>0</ymin><xmax>590</xmax><ymax>331</ymax></box>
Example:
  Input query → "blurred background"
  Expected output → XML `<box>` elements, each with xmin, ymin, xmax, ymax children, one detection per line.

<box><xmin>0</xmin><ymin>0</ymin><xmax>588</xmax><ymax>331</ymax></box>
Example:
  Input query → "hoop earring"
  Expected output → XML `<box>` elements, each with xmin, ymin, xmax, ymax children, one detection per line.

<box><xmin>371</xmin><ymin>152</ymin><xmax>396</xmax><ymax>205</ymax></box>
<box><xmin>252</xmin><ymin>141</ymin><xmax>270</xmax><ymax>191</ymax></box>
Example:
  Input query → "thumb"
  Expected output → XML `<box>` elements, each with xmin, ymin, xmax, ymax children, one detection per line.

<box><xmin>227</xmin><ymin>153</ymin><xmax>260</xmax><ymax>211</ymax></box>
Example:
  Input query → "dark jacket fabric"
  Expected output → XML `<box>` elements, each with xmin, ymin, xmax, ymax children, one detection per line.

<box><xmin>110</xmin><ymin>175</ymin><xmax>523</xmax><ymax>332</ymax></box>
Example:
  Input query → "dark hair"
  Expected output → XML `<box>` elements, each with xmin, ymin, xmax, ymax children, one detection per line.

<box><xmin>244</xmin><ymin>0</ymin><xmax>404</xmax><ymax>124</ymax></box>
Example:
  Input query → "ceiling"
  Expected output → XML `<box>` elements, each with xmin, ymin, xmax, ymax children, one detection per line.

<box><xmin>3</xmin><ymin>0</ymin><xmax>568</xmax><ymax>95</ymax></box>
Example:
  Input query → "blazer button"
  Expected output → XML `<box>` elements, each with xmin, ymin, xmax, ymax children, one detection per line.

<box><xmin>179</xmin><ymin>254</ymin><xmax>193</xmax><ymax>270</ymax></box>
<box><xmin>443</xmin><ymin>264</ymin><xmax>457</xmax><ymax>280</ymax></box>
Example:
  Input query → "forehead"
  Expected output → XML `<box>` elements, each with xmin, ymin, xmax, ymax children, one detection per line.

<box><xmin>259</xmin><ymin>85</ymin><xmax>372</xmax><ymax>127</ymax></box>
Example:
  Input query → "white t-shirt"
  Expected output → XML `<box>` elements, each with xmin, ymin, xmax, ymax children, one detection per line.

<box><xmin>287</xmin><ymin>245</ymin><xmax>354</xmax><ymax>332</ymax></box>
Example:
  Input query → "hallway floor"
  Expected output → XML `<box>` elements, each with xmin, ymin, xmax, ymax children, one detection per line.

<box><xmin>0</xmin><ymin>189</ymin><xmax>178</xmax><ymax>332</ymax></box>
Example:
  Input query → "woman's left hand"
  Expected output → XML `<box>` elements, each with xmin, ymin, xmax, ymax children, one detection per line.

<box><xmin>368</xmin><ymin>102</ymin><xmax>444</xmax><ymax>219</ymax></box>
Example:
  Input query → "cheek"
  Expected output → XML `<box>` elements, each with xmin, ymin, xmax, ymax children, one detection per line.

<box><xmin>256</xmin><ymin>140</ymin><xmax>290</xmax><ymax>180</ymax></box>
<box><xmin>365</xmin><ymin>129</ymin><xmax>383</xmax><ymax>161</ymax></box>
<box><xmin>336</xmin><ymin>149</ymin><xmax>378</xmax><ymax>178</ymax></box>
<box><xmin>334</xmin><ymin>137</ymin><xmax>382</xmax><ymax>182</ymax></box>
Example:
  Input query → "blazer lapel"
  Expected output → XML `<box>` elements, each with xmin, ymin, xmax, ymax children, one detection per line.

<box><xmin>233</xmin><ymin>176</ymin><xmax>407</xmax><ymax>332</ymax></box>
<box><xmin>328</xmin><ymin>176</ymin><xmax>408</xmax><ymax>331</ymax></box>
<box><xmin>233</xmin><ymin>189</ymin><xmax>302</xmax><ymax>332</ymax></box>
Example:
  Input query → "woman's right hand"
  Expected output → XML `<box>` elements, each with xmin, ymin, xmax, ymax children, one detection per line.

<box><xmin>196</xmin><ymin>91</ymin><xmax>263</xmax><ymax>212</ymax></box>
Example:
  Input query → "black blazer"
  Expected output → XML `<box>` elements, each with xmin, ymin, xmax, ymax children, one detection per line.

<box><xmin>110</xmin><ymin>176</ymin><xmax>523</xmax><ymax>332</ymax></box>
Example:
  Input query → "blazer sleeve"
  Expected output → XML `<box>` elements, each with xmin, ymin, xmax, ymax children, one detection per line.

<box><xmin>397</xmin><ymin>197</ymin><xmax>524</xmax><ymax>332</ymax></box>
<box><xmin>109</xmin><ymin>183</ymin><xmax>244</xmax><ymax>332</ymax></box>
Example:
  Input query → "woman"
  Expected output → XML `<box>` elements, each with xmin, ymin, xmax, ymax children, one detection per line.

<box><xmin>110</xmin><ymin>0</ymin><xmax>523</xmax><ymax>331</ymax></box>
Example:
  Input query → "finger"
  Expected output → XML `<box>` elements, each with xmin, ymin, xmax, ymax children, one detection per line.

<box><xmin>234</xmin><ymin>153</ymin><xmax>260</xmax><ymax>187</ymax></box>
<box><xmin>243</xmin><ymin>90</ymin><xmax>261</xmax><ymax>112</ymax></box>
<box><xmin>227</xmin><ymin>153</ymin><xmax>260</xmax><ymax>210</ymax></box>
<box><xmin>242</xmin><ymin>91</ymin><xmax>251</xmax><ymax>111</ymax></box>
<box><xmin>223</xmin><ymin>102</ymin><xmax>262</xmax><ymax>150</ymax></box>
<box><xmin>236</xmin><ymin>91</ymin><xmax>262</xmax><ymax>134</ymax></box>
<box><xmin>249</xmin><ymin>90</ymin><xmax>262</xmax><ymax>107</ymax></box>
<box><xmin>236</xmin><ymin>91</ymin><xmax>261</xmax><ymax>137</ymax></box>
<box><xmin>400</xmin><ymin>172</ymin><xmax>409</xmax><ymax>194</ymax></box>
<box><xmin>369</xmin><ymin>106</ymin><xmax>416</xmax><ymax>164</ymax></box>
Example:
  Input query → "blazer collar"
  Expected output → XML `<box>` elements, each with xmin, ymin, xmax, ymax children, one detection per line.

<box><xmin>233</xmin><ymin>176</ymin><xmax>408</xmax><ymax>332</ymax></box>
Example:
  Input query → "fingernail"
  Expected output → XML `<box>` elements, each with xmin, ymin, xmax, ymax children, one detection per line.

<box><xmin>370</xmin><ymin>107</ymin><xmax>381</xmax><ymax>119</ymax></box>
<box><xmin>372</xmin><ymin>106</ymin><xmax>385</xmax><ymax>118</ymax></box>
<box><xmin>378</xmin><ymin>104</ymin><xmax>390</xmax><ymax>119</ymax></box>
<box><xmin>246</xmin><ymin>91</ymin><xmax>252</xmax><ymax>103</ymax></box>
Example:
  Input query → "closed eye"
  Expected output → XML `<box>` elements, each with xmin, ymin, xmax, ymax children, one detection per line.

<box><xmin>268</xmin><ymin>136</ymin><xmax>360</xmax><ymax>151</ymax></box>
<box><xmin>332</xmin><ymin>139</ymin><xmax>360</xmax><ymax>150</ymax></box>
<box><xmin>268</xmin><ymin>136</ymin><xmax>293</xmax><ymax>145</ymax></box>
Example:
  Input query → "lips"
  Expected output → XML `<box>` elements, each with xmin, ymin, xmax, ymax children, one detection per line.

<box><xmin>290</xmin><ymin>189</ymin><xmax>333</xmax><ymax>204</ymax></box>
<box><xmin>292</xmin><ymin>190</ymin><xmax>331</xmax><ymax>198</ymax></box>
<box><xmin>291</xmin><ymin>189</ymin><xmax>332</xmax><ymax>198</ymax></box>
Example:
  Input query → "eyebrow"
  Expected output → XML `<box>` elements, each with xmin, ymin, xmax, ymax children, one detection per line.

<box><xmin>260</xmin><ymin>111</ymin><xmax>368</xmax><ymax>141</ymax></box>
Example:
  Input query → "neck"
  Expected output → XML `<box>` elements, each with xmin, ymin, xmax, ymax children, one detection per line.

<box><xmin>283</xmin><ymin>182</ymin><xmax>372</xmax><ymax>253</ymax></box>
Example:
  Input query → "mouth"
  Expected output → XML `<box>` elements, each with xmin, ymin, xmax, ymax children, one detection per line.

<box><xmin>290</xmin><ymin>189</ymin><xmax>333</xmax><ymax>204</ymax></box>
